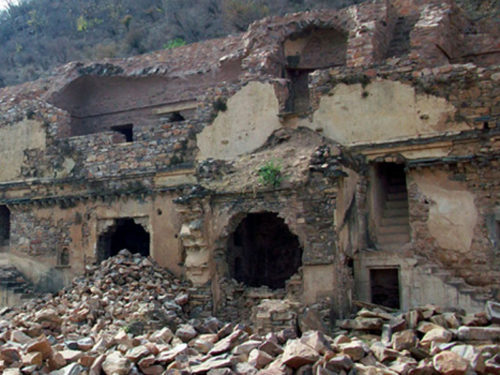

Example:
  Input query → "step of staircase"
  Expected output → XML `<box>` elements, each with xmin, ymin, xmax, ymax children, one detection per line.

<box><xmin>378</xmin><ymin>232</ymin><xmax>410</xmax><ymax>245</ymax></box>
<box><xmin>378</xmin><ymin>224</ymin><xmax>410</xmax><ymax>235</ymax></box>
<box><xmin>386</xmin><ymin>16</ymin><xmax>417</xmax><ymax>58</ymax></box>
<box><xmin>0</xmin><ymin>264</ymin><xmax>36</xmax><ymax>307</ymax></box>
<box><xmin>383</xmin><ymin>207</ymin><xmax>409</xmax><ymax>218</ymax></box>
<box><xmin>387</xmin><ymin>185</ymin><xmax>407</xmax><ymax>194</ymax></box>
<box><xmin>380</xmin><ymin>216</ymin><xmax>409</xmax><ymax>226</ymax></box>
<box><xmin>388</xmin><ymin>178</ymin><xmax>406</xmax><ymax>185</ymax></box>
<box><xmin>385</xmin><ymin>200</ymin><xmax>408</xmax><ymax>209</ymax></box>
<box><xmin>386</xmin><ymin>192</ymin><xmax>408</xmax><ymax>201</ymax></box>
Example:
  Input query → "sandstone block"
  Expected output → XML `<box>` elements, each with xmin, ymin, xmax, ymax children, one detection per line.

<box><xmin>300</xmin><ymin>331</ymin><xmax>331</xmax><ymax>354</ymax></box>
<box><xmin>27</xmin><ymin>336</ymin><xmax>53</xmax><ymax>360</ymax></box>
<box><xmin>420</xmin><ymin>327</ymin><xmax>452</xmax><ymax>347</ymax></box>
<box><xmin>451</xmin><ymin>344</ymin><xmax>485</xmax><ymax>373</ymax></box>
<box><xmin>102</xmin><ymin>351</ymin><xmax>131</xmax><ymax>375</ymax></box>
<box><xmin>432</xmin><ymin>351</ymin><xmax>468</xmax><ymax>375</ymax></box>
<box><xmin>340</xmin><ymin>341</ymin><xmax>366</xmax><ymax>361</ymax></box>
<box><xmin>248</xmin><ymin>349</ymin><xmax>274</xmax><ymax>369</ymax></box>
<box><xmin>325</xmin><ymin>354</ymin><xmax>353</xmax><ymax>371</ymax></box>
<box><xmin>371</xmin><ymin>342</ymin><xmax>399</xmax><ymax>362</ymax></box>
<box><xmin>51</xmin><ymin>363</ymin><xmax>85</xmax><ymax>375</ymax></box>
<box><xmin>282</xmin><ymin>339</ymin><xmax>320</xmax><ymax>369</ymax></box>
<box><xmin>392</xmin><ymin>330</ymin><xmax>418</xmax><ymax>351</ymax></box>
<box><xmin>175</xmin><ymin>324</ymin><xmax>198</xmax><ymax>342</ymax></box>
<box><xmin>486</xmin><ymin>301</ymin><xmax>500</xmax><ymax>324</ymax></box>
<box><xmin>457</xmin><ymin>326</ymin><xmax>500</xmax><ymax>342</ymax></box>
<box><xmin>190</xmin><ymin>355</ymin><xmax>234</xmax><ymax>374</ymax></box>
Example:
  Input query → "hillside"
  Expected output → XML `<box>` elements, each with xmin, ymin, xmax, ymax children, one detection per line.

<box><xmin>0</xmin><ymin>0</ymin><xmax>366</xmax><ymax>87</ymax></box>
<box><xmin>0</xmin><ymin>0</ymin><xmax>498</xmax><ymax>88</ymax></box>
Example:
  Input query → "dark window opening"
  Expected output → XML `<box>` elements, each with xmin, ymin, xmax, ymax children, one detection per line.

<box><xmin>285</xmin><ymin>69</ymin><xmax>311</xmax><ymax>114</ymax></box>
<box><xmin>495</xmin><ymin>219</ymin><xmax>500</xmax><ymax>251</ymax></box>
<box><xmin>168</xmin><ymin>111</ymin><xmax>185</xmax><ymax>122</ymax></box>
<box><xmin>0</xmin><ymin>205</ymin><xmax>10</xmax><ymax>245</ymax></box>
<box><xmin>370</xmin><ymin>268</ymin><xmax>400</xmax><ymax>309</ymax></box>
<box><xmin>97</xmin><ymin>218</ymin><xmax>150</xmax><ymax>263</ymax></box>
<box><xmin>111</xmin><ymin>124</ymin><xmax>133</xmax><ymax>142</ymax></box>
<box><xmin>227</xmin><ymin>212</ymin><xmax>303</xmax><ymax>289</ymax></box>
<box><xmin>58</xmin><ymin>247</ymin><xmax>70</xmax><ymax>266</ymax></box>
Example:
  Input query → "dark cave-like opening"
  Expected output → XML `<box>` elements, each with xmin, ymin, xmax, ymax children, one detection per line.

<box><xmin>97</xmin><ymin>218</ymin><xmax>150</xmax><ymax>262</ymax></box>
<box><xmin>228</xmin><ymin>212</ymin><xmax>303</xmax><ymax>289</ymax></box>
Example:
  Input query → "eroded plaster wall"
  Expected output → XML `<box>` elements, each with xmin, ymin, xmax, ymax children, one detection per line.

<box><xmin>411</xmin><ymin>169</ymin><xmax>478</xmax><ymax>253</ymax></box>
<box><xmin>303</xmin><ymin>80</ymin><xmax>471</xmax><ymax>146</ymax></box>
<box><xmin>9</xmin><ymin>193</ymin><xmax>183</xmax><ymax>291</ymax></box>
<box><xmin>335</xmin><ymin>169</ymin><xmax>361</xmax><ymax>258</ymax></box>
<box><xmin>0</xmin><ymin>119</ymin><xmax>46</xmax><ymax>181</ymax></box>
<box><xmin>302</xmin><ymin>264</ymin><xmax>336</xmax><ymax>304</ymax></box>
<box><xmin>355</xmin><ymin>252</ymin><xmax>486</xmax><ymax>313</ymax></box>
<box><xmin>408</xmin><ymin>162</ymin><xmax>500</xmax><ymax>290</ymax></box>
<box><xmin>196</xmin><ymin>82</ymin><xmax>282</xmax><ymax>160</ymax></box>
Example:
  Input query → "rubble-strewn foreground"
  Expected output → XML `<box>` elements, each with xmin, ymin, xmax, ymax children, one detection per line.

<box><xmin>0</xmin><ymin>251</ymin><xmax>499</xmax><ymax>375</ymax></box>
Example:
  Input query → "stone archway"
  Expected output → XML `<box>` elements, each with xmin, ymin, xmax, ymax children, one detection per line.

<box><xmin>96</xmin><ymin>218</ymin><xmax>150</xmax><ymax>263</ymax></box>
<box><xmin>227</xmin><ymin>212</ymin><xmax>303</xmax><ymax>289</ymax></box>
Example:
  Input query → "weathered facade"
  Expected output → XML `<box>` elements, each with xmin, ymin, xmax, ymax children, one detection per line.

<box><xmin>0</xmin><ymin>0</ymin><xmax>498</xmax><ymax>317</ymax></box>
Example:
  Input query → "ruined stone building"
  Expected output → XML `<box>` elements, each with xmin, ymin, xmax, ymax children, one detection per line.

<box><xmin>0</xmin><ymin>0</ymin><xmax>498</xmax><ymax>317</ymax></box>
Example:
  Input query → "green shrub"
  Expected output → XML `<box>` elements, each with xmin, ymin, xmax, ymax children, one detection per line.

<box><xmin>258</xmin><ymin>160</ymin><xmax>283</xmax><ymax>187</ymax></box>
<box><xmin>163</xmin><ymin>38</ymin><xmax>186</xmax><ymax>50</ymax></box>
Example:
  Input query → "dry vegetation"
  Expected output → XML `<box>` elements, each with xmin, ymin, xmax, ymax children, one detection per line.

<box><xmin>0</xmin><ymin>0</ymin><xmax>497</xmax><ymax>88</ymax></box>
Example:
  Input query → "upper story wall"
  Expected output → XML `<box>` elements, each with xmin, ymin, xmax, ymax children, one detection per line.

<box><xmin>0</xmin><ymin>0</ymin><xmax>497</xmax><ymax>187</ymax></box>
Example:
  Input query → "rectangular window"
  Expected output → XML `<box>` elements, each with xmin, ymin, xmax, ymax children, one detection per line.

<box><xmin>0</xmin><ymin>205</ymin><xmax>10</xmax><ymax>246</ymax></box>
<box><xmin>111</xmin><ymin>124</ymin><xmax>133</xmax><ymax>143</ymax></box>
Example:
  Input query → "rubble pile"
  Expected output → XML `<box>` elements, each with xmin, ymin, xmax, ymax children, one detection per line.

<box><xmin>0</xmin><ymin>251</ymin><xmax>498</xmax><ymax>374</ymax></box>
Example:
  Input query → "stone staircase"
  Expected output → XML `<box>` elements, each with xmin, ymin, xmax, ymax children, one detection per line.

<box><xmin>386</xmin><ymin>16</ymin><xmax>418</xmax><ymax>58</ymax></box>
<box><xmin>414</xmin><ymin>255</ymin><xmax>493</xmax><ymax>312</ymax></box>
<box><xmin>377</xmin><ymin>176</ymin><xmax>410</xmax><ymax>247</ymax></box>
<box><xmin>0</xmin><ymin>255</ymin><xmax>36</xmax><ymax>307</ymax></box>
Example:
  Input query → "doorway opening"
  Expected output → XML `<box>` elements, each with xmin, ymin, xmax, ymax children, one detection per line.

<box><xmin>371</xmin><ymin>163</ymin><xmax>410</xmax><ymax>248</ymax></box>
<box><xmin>227</xmin><ymin>212</ymin><xmax>303</xmax><ymax>289</ymax></box>
<box><xmin>97</xmin><ymin>218</ymin><xmax>150</xmax><ymax>262</ymax></box>
<box><xmin>370</xmin><ymin>268</ymin><xmax>400</xmax><ymax>309</ymax></box>
<box><xmin>285</xmin><ymin>69</ymin><xmax>311</xmax><ymax>114</ymax></box>
<box><xmin>57</xmin><ymin>247</ymin><xmax>70</xmax><ymax>267</ymax></box>
<box><xmin>0</xmin><ymin>205</ymin><xmax>10</xmax><ymax>246</ymax></box>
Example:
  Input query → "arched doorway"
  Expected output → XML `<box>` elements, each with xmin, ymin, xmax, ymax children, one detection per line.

<box><xmin>97</xmin><ymin>218</ymin><xmax>150</xmax><ymax>262</ymax></box>
<box><xmin>227</xmin><ymin>212</ymin><xmax>303</xmax><ymax>289</ymax></box>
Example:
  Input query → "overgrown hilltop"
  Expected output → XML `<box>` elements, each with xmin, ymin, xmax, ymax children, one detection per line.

<box><xmin>0</xmin><ymin>0</ymin><xmax>498</xmax><ymax>88</ymax></box>
<box><xmin>0</xmin><ymin>0</ymin><xmax>366</xmax><ymax>87</ymax></box>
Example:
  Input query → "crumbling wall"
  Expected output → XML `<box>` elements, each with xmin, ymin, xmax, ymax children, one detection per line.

<box><xmin>196</xmin><ymin>82</ymin><xmax>282</xmax><ymax>160</ymax></box>
<box><xmin>408</xmin><ymin>162</ymin><xmax>500</xmax><ymax>295</ymax></box>
<box><xmin>174</xmin><ymin>179</ymin><xmax>345</xmax><ymax>319</ymax></box>
<box><xmin>0</xmin><ymin>119</ymin><xmax>46</xmax><ymax>181</ymax></box>
<box><xmin>306</xmin><ymin>79</ymin><xmax>471</xmax><ymax>146</ymax></box>
<box><xmin>7</xmin><ymin>191</ymin><xmax>184</xmax><ymax>292</ymax></box>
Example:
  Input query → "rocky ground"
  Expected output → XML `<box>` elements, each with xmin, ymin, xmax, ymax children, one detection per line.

<box><xmin>0</xmin><ymin>250</ymin><xmax>499</xmax><ymax>375</ymax></box>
